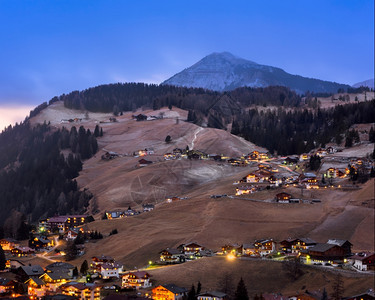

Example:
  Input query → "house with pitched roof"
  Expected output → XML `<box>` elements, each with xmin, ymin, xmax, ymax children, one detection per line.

<box><xmin>348</xmin><ymin>252</ymin><xmax>375</xmax><ymax>271</ymax></box>
<box><xmin>26</xmin><ymin>277</ymin><xmax>47</xmax><ymax>298</ymax></box>
<box><xmin>197</xmin><ymin>291</ymin><xmax>228</xmax><ymax>300</ymax></box>
<box><xmin>160</xmin><ymin>248</ymin><xmax>185</xmax><ymax>263</ymax></box>
<box><xmin>60</xmin><ymin>282</ymin><xmax>101</xmax><ymax>300</ymax></box>
<box><xmin>152</xmin><ymin>284</ymin><xmax>188</xmax><ymax>300</ymax></box>
<box><xmin>122</xmin><ymin>271</ymin><xmax>152</xmax><ymax>289</ymax></box>
<box><xmin>0</xmin><ymin>238</ymin><xmax>20</xmax><ymax>252</ymax></box>
<box><xmin>0</xmin><ymin>278</ymin><xmax>15</xmax><ymax>294</ymax></box>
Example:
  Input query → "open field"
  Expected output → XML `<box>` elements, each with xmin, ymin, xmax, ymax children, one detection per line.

<box><xmin>148</xmin><ymin>257</ymin><xmax>374</xmax><ymax>297</ymax></box>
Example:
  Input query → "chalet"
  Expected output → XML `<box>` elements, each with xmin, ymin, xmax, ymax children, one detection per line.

<box><xmin>122</xmin><ymin>271</ymin><xmax>152</xmax><ymax>289</ymax></box>
<box><xmin>275</xmin><ymin>192</ymin><xmax>292</xmax><ymax>203</ymax></box>
<box><xmin>101</xmin><ymin>151</ymin><xmax>119</xmax><ymax>160</ymax></box>
<box><xmin>164</xmin><ymin>153</ymin><xmax>175</xmax><ymax>160</ymax></box>
<box><xmin>29</xmin><ymin>236</ymin><xmax>52</xmax><ymax>249</ymax></box>
<box><xmin>327</xmin><ymin>239</ymin><xmax>352</xmax><ymax>256</ymax></box>
<box><xmin>235</xmin><ymin>186</ymin><xmax>257</xmax><ymax>195</ymax></box>
<box><xmin>66</xmin><ymin>229</ymin><xmax>79</xmax><ymax>241</ymax></box>
<box><xmin>124</xmin><ymin>206</ymin><xmax>139</xmax><ymax>216</ymax></box>
<box><xmin>227</xmin><ymin>158</ymin><xmax>246</xmax><ymax>166</ymax></box>
<box><xmin>106</xmin><ymin>211</ymin><xmax>124</xmax><ymax>219</ymax></box>
<box><xmin>242</xmin><ymin>243</ymin><xmax>257</xmax><ymax>256</ymax></box>
<box><xmin>17</xmin><ymin>265</ymin><xmax>45</xmax><ymax>282</ymax></box>
<box><xmin>91</xmin><ymin>255</ymin><xmax>115</xmax><ymax>273</ymax></box>
<box><xmin>258</xmin><ymin>152</ymin><xmax>269</xmax><ymax>160</ymax></box>
<box><xmin>197</xmin><ymin>291</ymin><xmax>228</xmax><ymax>300</ymax></box>
<box><xmin>269</xmin><ymin>175</ymin><xmax>283</xmax><ymax>186</ymax></box>
<box><xmin>138</xmin><ymin>159</ymin><xmax>152</xmax><ymax>167</ymax></box>
<box><xmin>100</xmin><ymin>262</ymin><xmax>123</xmax><ymax>279</ymax></box>
<box><xmin>0</xmin><ymin>238</ymin><xmax>19</xmax><ymax>252</ymax></box>
<box><xmin>325</xmin><ymin>168</ymin><xmax>346</xmax><ymax>178</ymax></box>
<box><xmin>300</xmin><ymin>173</ymin><xmax>318</xmax><ymax>189</ymax></box>
<box><xmin>254</xmin><ymin>239</ymin><xmax>276</xmax><ymax>256</ymax></box>
<box><xmin>60</xmin><ymin>282</ymin><xmax>101</xmax><ymax>300</ymax></box>
<box><xmin>195</xmin><ymin>249</ymin><xmax>214</xmax><ymax>258</ymax></box>
<box><xmin>316</xmin><ymin>148</ymin><xmax>327</xmax><ymax>157</ymax></box>
<box><xmin>0</xmin><ymin>278</ymin><xmax>15</xmax><ymax>294</ymax></box>
<box><xmin>221</xmin><ymin>244</ymin><xmax>242</xmax><ymax>256</ymax></box>
<box><xmin>134</xmin><ymin>114</ymin><xmax>147</xmax><ymax>121</ymax></box>
<box><xmin>40</xmin><ymin>271</ymin><xmax>71</xmax><ymax>291</ymax></box>
<box><xmin>280</xmin><ymin>238</ymin><xmax>316</xmax><ymax>254</ymax></box>
<box><xmin>187</xmin><ymin>150</ymin><xmax>208</xmax><ymax>160</ymax></box>
<box><xmin>142</xmin><ymin>204</ymin><xmax>155</xmax><ymax>212</ymax></box>
<box><xmin>343</xmin><ymin>290</ymin><xmax>375</xmax><ymax>300</ymax></box>
<box><xmin>307</xmin><ymin>243</ymin><xmax>347</xmax><ymax>262</ymax></box>
<box><xmin>166</xmin><ymin>196</ymin><xmax>180</xmax><ymax>203</ymax></box>
<box><xmin>145</xmin><ymin>148</ymin><xmax>154</xmax><ymax>155</ymax></box>
<box><xmin>160</xmin><ymin>248</ymin><xmax>184</xmax><ymax>263</ymax></box>
<box><xmin>46</xmin><ymin>262</ymin><xmax>75</xmax><ymax>278</ymax></box>
<box><xmin>45</xmin><ymin>215</ymin><xmax>87</xmax><ymax>233</ymax></box>
<box><xmin>11</xmin><ymin>246</ymin><xmax>35</xmax><ymax>257</ymax></box>
<box><xmin>348</xmin><ymin>252</ymin><xmax>375</xmax><ymax>271</ymax></box>
<box><xmin>246</xmin><ymin>173</ymin><xmax>260</xmax><ymax>183</ymax></box>
<box><xmin>248</xmin><ymin>151</ymin><xmax>259</xmax><ymax>160</ymax></box>
<box><xmin>152</xmin><ymin>284</ymin><xmax>188</xmax><ymax>300</ymax></box>
<box><xmin>254</xmin><ymin>169</ymin><xmax>272</xmax><ymax>182</ymax></box>
<box><xmin>326</xmin><ymin>146</ymin><xmax>337</xmax><ymax>154</ymax></box>
<box><xmin>291</xmin><ymin>238</ymin><xmax>317</xmax><ymax>254</ymax></box>
<box><xmin>7</xmin><ymin>259</ymin><xmax>25</xmax><ymax>270</ymax></box>
<box><xmin>91</xmin><ymin>255</ymin><xmax>123</xmax><ymax>279</ymax></box>
<box><xmin>300</xmin><ymin>154</ymin><xmax>309</xmax><ymax>161</ymax></box>
<box><xmin>288</xmin><ymin>293</ymin><xmax>320</xmax><ymax>300</ymax></box>
<box><xmin>26</xmin><ymin>277</ymin><xmax>47</xmax><ymax>299</ymax></box>
<box><xmin>182</xmin><ymin>242</ymin><xmax>205</xmax><ymax>257</ymax></box>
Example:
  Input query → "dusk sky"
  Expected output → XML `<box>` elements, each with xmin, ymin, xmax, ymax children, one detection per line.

<box><xmin>0</xmin><ymin>0</ymin><xmax>374</xmax><ymax>129</ymax></box>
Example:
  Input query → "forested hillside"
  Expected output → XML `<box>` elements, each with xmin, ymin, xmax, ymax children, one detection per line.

<box><xmin>0</xmin><ymin>122</ymin><xmax>100</xmax><ymax>237</ymax></box>
<box><xmin>231</xmin><ymin>100</ymin><xmax>375</xmax><ymax>155</ymax></box>
<box><xmin>56</xmin><ymin>82</ymin><xmax>374</xmax><ymax>155</ymax></box>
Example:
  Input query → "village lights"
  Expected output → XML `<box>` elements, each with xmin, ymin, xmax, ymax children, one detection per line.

<box><xmin>226</xmin><ymin>253</ymin><xmax>236</xmax><ymax>261</ymax></box>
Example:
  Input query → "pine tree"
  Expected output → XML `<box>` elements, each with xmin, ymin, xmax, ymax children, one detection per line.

<box><xmin>331</xmin><ymin>273</ymin><xmax>344</xmax><ymax>300</ymax></box>
<box><xmin>196</xmin><ymin>281</ymin><xmax>202</xmax><ymax>295</ymax></box>
<box><xmin>187</xmin><ymin>285</ymin><xmax>196</xmax><ymax>300</ymax></box>
<box><xmin>234</xmin><ymin>278</ymin><xmax>249</xmax><ymax>300</ymax></box>
<box><xmin>73</xmin><ymin>267</ymin><xmax>79</xmax><ymax>277</ymax></box>
<box><xmin>321</xmin><ymin>288</ymin><xmax>328</xmax><ymax>300</ymax></box>
<box><xmin>0</xmin><ymin>246</ymin><xmax>6</xmax><ymax>270</ymax></box>
<box><xmin>94</xmin><ymin>125</ymin><xmax>100</xmax><ymax>137</ymax></box>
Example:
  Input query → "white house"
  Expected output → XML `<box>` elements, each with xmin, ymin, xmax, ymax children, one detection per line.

<box><xmin>349</xmin><ymin>252</ymin><xmax>375</xmax><ymax>271</ymax></box>
<box><xmin>100</xmin><ymin>262</ymin><xmax>123</xmax><ymax>279</ymax></box>
<box><xmin>122</xmin><ymin>271</ymin><xmax>152</xmax><ymax>289</ymax></box>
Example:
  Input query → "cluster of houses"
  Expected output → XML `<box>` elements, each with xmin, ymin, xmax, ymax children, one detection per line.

<box><xmin>105</xmin><ymin>204</ymin><xmax>155</xmax><ymax>220</ymax></box>
<box><xmin>0</xmin><ymin>262</ymin><xmax>101</xmax><ymax>300</ymax></box>
<box><xmin>38</xmin><ymin>215</ymin><xmax>89</xmax><ymax>234</ymax></box>
<box><xmin>0</xmin><ymin>237</ymin><xmax>54</xmax><ymax>258</ymax></box>
<box><xmin>218</xmin><ymin>237</ymin><xmax>375</xmax><ymax>270</ymax></box>
<box><xmin>91</xmin><ymin>255</ymin><xmax>124</xmax><ymax>280</ymax></box>
<box><xmin>159</xmin><ymin>242</ymin><xmax>213</xmax><ymax>263</ymax></box>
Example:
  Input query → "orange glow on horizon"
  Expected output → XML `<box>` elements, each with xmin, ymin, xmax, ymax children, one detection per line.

<box><xmin>0</xmin><ymin>105</ymin><xmax>34</xmax><ymax>131</ymax></box>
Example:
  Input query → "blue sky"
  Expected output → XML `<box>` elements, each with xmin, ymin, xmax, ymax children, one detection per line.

<box><xmin>0</xmin><ymin>0</ymin><xmax>373</xmax><ymax>111</ymax></box>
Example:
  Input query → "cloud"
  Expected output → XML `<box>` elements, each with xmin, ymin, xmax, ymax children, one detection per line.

<box><xmin>0</xmin><ymin>104</ymin><xmax>34</xmax><ymax>131</ymax></box>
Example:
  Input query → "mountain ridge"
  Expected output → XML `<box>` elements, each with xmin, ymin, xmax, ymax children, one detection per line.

<box><xmin>352</xmin><ymin>78</ymin><xmax>374</xmax><ymax>89</ymax></box>
<box><xmin>162</xmin><ymin>52</ymin><xmax>350</xmax><ymax>94</ymax></box>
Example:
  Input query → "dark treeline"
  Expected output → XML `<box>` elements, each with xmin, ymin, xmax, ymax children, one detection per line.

<box><xmin>231</xmin><ymin>100</ymin><xmax>375</xmax><ymax>155</ymax></box>
<box><xmin>0</xmin><ymin>122</ymin><xmax>100</xmax><ymax>232</ymax></box>
<box><xmin>60</xmin><ymin>83</ymin><xmax>301</xmax><ymax>113</ymax></box>
<box><xmin>59</xmin><ymin>82</ymin><xmax>301</xmax><ymax>131</ymax></box>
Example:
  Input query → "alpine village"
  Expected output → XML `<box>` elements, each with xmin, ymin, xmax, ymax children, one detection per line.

<box><xmin>0</xmin><ymin>53</ymin><xmax>374</xmax><ymax>300</ymax></box>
